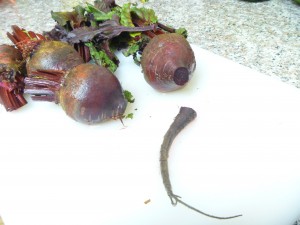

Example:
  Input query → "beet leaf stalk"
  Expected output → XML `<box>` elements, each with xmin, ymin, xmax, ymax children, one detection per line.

<box><xmin>160</xmin><ymin>107</ymin><xmax>242</xmax><ymax>219</ymax></box>
<box><xmin>24</xmin><ymin>69</ymin><xmax>65</xmax><ymax>102</ymax></box>
<box><xmin>65</xmin><ymin>19</ymin><xmax>157</xmax><ymax>44</ymax></box>
<box><xmin>7</xmin><ymin>25</ymin><xmax>46</xmax><ymax>58</ymax></box>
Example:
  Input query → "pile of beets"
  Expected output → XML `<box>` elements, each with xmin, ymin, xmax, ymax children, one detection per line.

<box><xmin>0</xmin><ymin>0</ymin><xmax>196</xmax><ymax>124</ymax></box>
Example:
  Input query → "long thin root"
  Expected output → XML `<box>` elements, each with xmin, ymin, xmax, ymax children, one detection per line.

<box><xmin>168</xmin><ymin>192</ymin><xmax>242</xmax><ymax>219</ymax></box>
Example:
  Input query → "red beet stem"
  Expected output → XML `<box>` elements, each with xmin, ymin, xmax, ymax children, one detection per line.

<box><xmin>74</xmin><ymin>43</ymin><xmax>91</xmax><ymax>63</ymax></box>
<box><xmin>157</xmin><ymin>22</ymin><xmax>176</xmax><ymax>33</ymax></box>
<box><xmin>0</xmin><ymin>86</ymin><xmax>27</xmax><ymax>111</ymax></box>
<box><xmin>24</xmin><ymin>69</ymin><xmax>65</xmax><ymax>103</ymax></box>
<box><xmin>31</xmin><ymin>95</ymin><xmax>56</xmax><ymax>102</ymax></box>
<box><xmin>0</xmin><ymin>81</ymin><xmax>17</xmax><ymax>92</ymax></box>
<box><xmin>7</xmin><ymin>25</ymin><xmax>46</xmax><ymax>58</ymax></box>
<box><xmin>29</xmin><ymin>69</ymin><xmax>65</xmax><ymax>83</ymax></box>
<box><xmin>0</xmin><ymin>44</ymin><xmax>27</xmax><ymax>111</ymax></box>
<box><xmin>24</xmin><ymin>86</ymin><xmax>56</xmax><ymax>97</ymax></box>
<box><xmin>131</xmin><ymin>16</ymin><xmax>164</xmax><ymax>38</ymax></box>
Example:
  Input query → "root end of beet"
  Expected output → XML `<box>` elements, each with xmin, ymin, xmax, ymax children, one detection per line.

<box><xmin>173</xmin><ymin>67</ymin><xmax>189</xmax><ymax>86</ymax></box>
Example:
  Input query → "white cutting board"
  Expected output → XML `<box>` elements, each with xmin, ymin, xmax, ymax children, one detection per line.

<box><xmin>0</xmin><ymin>45</ymin><xmax>300</xmax><ymax>225</ymax></box>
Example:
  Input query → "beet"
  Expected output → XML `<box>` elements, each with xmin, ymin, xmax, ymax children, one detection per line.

<box><xmin>141</xmin><ymin>33</ymin><xmax>196</xmax><ymax>92</ymax></box>
<box><xmin>0</xmin><ymin>44</ymin><xmax>27</xmax><ymax>111</ymax></box>
<box><xmin>24</xmin><ymin>63</ymin><xmax>127</xmax><ymax>124</ymax></box>
<box><xmin>60</xmin><ymin>64</ymin><xmax>127</xmax><ymax>124</ymax></box>
<box><xmin>7</xmin><ymin>26</ymin><xmax>84</xmax><ymax>75</ymax></box>
<box><xmin>26</xmin><ymin>41</ymin><xmax>85</xmax><ymax>74</ymax></box>
<box><xmin>10</xmin><ymin>27</ymin><xmax>127</xmax><ymax>124</ymax></box>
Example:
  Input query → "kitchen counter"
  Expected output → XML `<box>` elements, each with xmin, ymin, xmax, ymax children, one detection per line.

<box><xmin>0</xmin><ymin>0</ymin><xmax>299</xmax><ymax>87</ymax></box>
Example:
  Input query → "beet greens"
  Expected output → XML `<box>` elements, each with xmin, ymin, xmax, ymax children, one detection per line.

<box><xmin>46</xmin><ymin>0</ymin><xmax>188</xmax><ymax>70</ymax></box>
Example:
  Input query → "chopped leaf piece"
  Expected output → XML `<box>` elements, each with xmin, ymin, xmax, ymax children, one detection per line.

<box><xmin>123</xmin><ymin>90</ymin><xmax>135</xmax><ymax>103</ymax></box>
<box><xmin>125</xmin><ymin>113</ymin><xmax>134</xmax><ymax>119</ymax></box>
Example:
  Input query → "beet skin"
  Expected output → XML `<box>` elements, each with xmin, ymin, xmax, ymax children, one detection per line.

<box><xmin>59</xmin><ymin>64</ymin><xmax>127</xmax><ymax>124</ymax></box>
<box><xmin>141</xmin><ymin>33</ymin><xmax>196</xmax><ymax>92</ymax></box>
<box><xmin>26</xmin><ymin>41</ymin><xmax>84</xmax><ymax>74</ymax></box>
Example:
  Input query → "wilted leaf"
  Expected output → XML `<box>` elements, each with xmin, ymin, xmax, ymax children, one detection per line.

<box><xmin>130</xmin><ymin>7</ymin><xmax>157</xmax><ymax>24</ymax></box>
<box><xmin>85</xmin><ymin>2</ymin><xmax>116</xmax><ymax>21</ymax></box>
<box><xmin>51</xmin><ymin>5</ymin><xmax>86</xmax><ymax>29</ymax></box>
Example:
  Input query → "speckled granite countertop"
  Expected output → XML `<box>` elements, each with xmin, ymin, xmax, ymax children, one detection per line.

<box><xmin>1</xmin><ymin>0</ymin><xmax>299</xmax><ymax>87</ymax></box>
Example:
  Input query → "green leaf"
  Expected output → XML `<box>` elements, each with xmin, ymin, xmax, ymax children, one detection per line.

<box><xmin>51</xmin><ymin>11</ymin><xmax>74</xmax><ymax>27</ymax></box>
<box><xmin>85</xmin><ymin>3</ymin><xmax>116</xmax><ymax>21</ymax></box>
<box><xmin>93</xmin><ymin>0</ymin><xmax>115</xmax><ymax>13</ymax></box>
<box><xmin>130</xmin><ymin>7</ymin><xmax>158</xmax><ymax>24</ymax></box>
<box><xmin>176</xmin><ymin>27</ymin><xmax>188</xmax><ymax>38</ymax></box>
<box><xmin>51</xmin><ymin>6</ymin><xmax>86</xmax><ymax>29</ymax></box>
<box><xmin>119</xmin><ymin>3</ymin><xmax>140</xmax><ymax>37</ymax></box>
<box><xmin>74</xmin><ymin>5</ymin><xmax>86</xmax><ymax>17</ymax></box>
<box><xmin>125</xmin><ymin>113</ymin><xmax>134</xmax><ymax>119</ymax></box>
<box><xmin>119</xmin><ymin>3</ymin><xmax>134</xmax><ymax>27</ymax></box>
<box><xmin>85</xmin><ymin>42</ymin><xmax>118</xmax><ymax>73</ymax></box>
<box><xmin>123</xmin><ymin>43</ymin><xmax>140</xmax><ymax>57</ymax></box>
<box><xmin>123</xmin><ymin>90</ymin><xmax>135</xmax><ymax>103</ymax></box>
<box><xmin>122</xmin><ymin>41</ymin><xmax>142</xmax><ymax>65</ymax></box>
